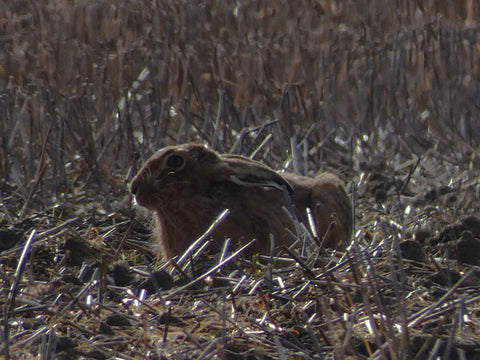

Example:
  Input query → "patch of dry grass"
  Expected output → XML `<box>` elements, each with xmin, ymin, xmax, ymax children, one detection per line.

<box><xmin>2</xmin><ymin>1</ymin><xmax>480</xmax><ymax>359</ymax></box>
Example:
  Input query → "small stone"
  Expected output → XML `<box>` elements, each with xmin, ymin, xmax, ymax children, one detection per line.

<box><xmin>413</xmin><ymin>228</ymin><xmax>432</xmax><ymax>244</ymax></box>
<box><xmin>105</xmin><ymin>314</ymin><xmax>131</xmax><ymax>327</ymax></box>
<box><xmin>456</xmin><ymin>231</ymin><xmax>480</xmax><ymax>266</ymax></box>
<box><xmin>55</xmin><ymin>336</ymin><xmax>77</xmax><ymax>351</ymax></box>
<box><xmin>64</xmin><ymin>237</ymin><xmax>96</xmax><ymax>266</ymax></box>
<box><xmin>461</xmin><ymin>215</ymin><xmax>480</xmax><ymax>237</ymax></box>
<box><xmin>99</xmin><ymin>322</ymin><xmax>115</xmax><ymax>335</ymax></box>
<box><xmin>110</xmin><ymin>261</ymin><xmax>135</xmax><ymax>286</ymax></box>
<box><xmin>435</xmin><ymin>223</ymin><xmax>467</xmax><ymax>244</ymax></box>
<box><xmin>0</xmin><ymin>228</ymin><xmax>24</xmax><ymax>251</ymax></box>
<box><xmin>423</xmin><ymin>188</ymin><xmax>438</xmax><ymax>203</ymax></box>
<box><xmin>158</xmin><ymin>312</ymin><xmax>184</xmax><ymax>326</ymax></box>
<box><xmin>400</xmin><ymin>240</ymin><xmax>425</xmax><ymax>263</ymax></box>
<box><xmin>139</xmin><ymin>269</ymin><xmax>175</xmax><ymax>295</ymax></box>
<box><xmin>429</xmin><ymin>269</ymin><xmax>461</xmax><ymax>286</ymax></box>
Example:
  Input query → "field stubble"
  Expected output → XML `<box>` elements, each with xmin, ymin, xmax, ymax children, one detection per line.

<box><xmin>2</xmin><ymin>1</ymin><xmax>480</xmax><ymax>359</ymax></box>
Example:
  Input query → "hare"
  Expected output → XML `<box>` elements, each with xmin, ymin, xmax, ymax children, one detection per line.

<box><xmin>130</xmin><ymin>143</ymin><xmax>352</xmax><ymax>259</ymax></box>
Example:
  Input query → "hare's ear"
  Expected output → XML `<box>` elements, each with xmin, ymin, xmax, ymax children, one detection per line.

<box><xmin>220</xmin><ymin>154</ymin><xmax>293</xmax><ymax>194</ymax></box>
<box><xmin>190</xmin><ymin>144</ymin><xmax>220</xmax><ymax>163</ymax></box>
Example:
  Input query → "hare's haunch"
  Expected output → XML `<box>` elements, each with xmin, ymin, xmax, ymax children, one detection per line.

<box><xmin>130</xmin><ymin>143</ymin><xmax>352</xmax><ymax>258</ymax></box>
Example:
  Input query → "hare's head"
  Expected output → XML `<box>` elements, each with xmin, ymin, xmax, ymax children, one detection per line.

<box><xmin>130</xmin><ymin>143</ymin><xmax>293</xmax><ymax>211</ymax></box>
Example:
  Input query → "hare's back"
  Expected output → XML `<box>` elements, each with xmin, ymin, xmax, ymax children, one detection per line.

<box><xmin>283</xmin><ymin>171</ymin><xmax>352</xmax><ymax>249</ymax></box>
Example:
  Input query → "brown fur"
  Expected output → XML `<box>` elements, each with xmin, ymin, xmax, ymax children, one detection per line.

<box><xmin>130</xmin><ymin>143</ymin><xmax>352</xmax><ymax>258</ymax></box>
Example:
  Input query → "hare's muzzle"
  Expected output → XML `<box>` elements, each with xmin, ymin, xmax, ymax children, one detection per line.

<box><xmin>130</xmin><ymin>178</ymin><xmax>156</xmax><ymax>209</ymax></box>
<box><xmin>130</xmin><ymin>170</ymin><xmax>154</xmax><ymax>195</ymax></box>
<box><xmin>130</xmin><ymin>176</ymin><xmax>149</xmax><ymax>200</ymax></box>
<box><xmin>130</xmin><ymin>178</ymin><xmax>140</xmax><ymax>195</ymax></box>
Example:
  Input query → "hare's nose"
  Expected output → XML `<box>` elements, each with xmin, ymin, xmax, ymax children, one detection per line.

<box><xmin>130</xmin><ymin>179</ymin><xmax>139</xmax><ymax>195</ymax></box>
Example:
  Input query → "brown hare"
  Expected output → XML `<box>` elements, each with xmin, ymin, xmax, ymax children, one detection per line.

<box><xmin>130</xmin><ymin>143</ymin><xmax>352</xmax><ymax>259</ymax></box>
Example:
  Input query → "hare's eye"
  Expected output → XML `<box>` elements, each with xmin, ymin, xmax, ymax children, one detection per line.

<box><xmin>166</xmin><ymin>154</ymin><xmax>184</xmax><ymax>169</ymax></box>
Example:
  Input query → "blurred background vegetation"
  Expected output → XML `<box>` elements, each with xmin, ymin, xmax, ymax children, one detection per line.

<box><xmin>1</xmin><ymin>0</ymin><xmax>480</xmax><ymax>214</ymax></box>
